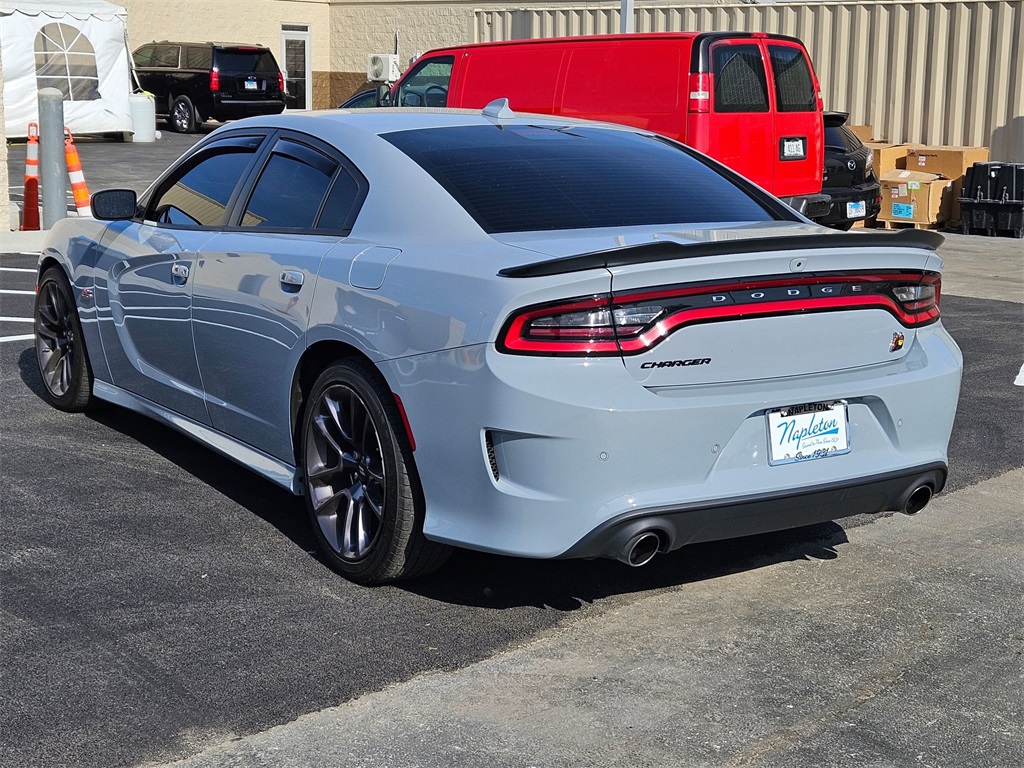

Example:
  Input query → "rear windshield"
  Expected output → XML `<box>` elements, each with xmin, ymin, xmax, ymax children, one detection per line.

<box><xmin>215</xmin><ymin>49</ymin><xmax>278</xmax><ymax>74</ymax></box>
<box><xmin>825</xmin><ymin>125</ymin><xmax>862</xmax><ymax>152</ymax></box>
<box><xmin>383</xmin><ymin>125</ymin><xmax>774</xmax><ymax>233</ymax></box>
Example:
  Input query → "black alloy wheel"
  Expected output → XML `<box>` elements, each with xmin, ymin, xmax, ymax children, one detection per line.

<box><xmin>34</xmin><ymin>267</ymin><xmax>94</xmax><ymax>411</ymax></box>
<box><xmin>302</xmin><ymin>359</ymin><xmax>450</xmax><ymax>584</ymax></box>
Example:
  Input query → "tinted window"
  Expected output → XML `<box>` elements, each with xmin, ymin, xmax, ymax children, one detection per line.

<box><xmin>825</xmin><ymin>125</ymin><xmax>861</xmax><ymax>152</ymax></box>
<box><xmin>769</xmin><ymin>45</ymin><xmax>816</xmax><ymax>112</ymax></box>
<box><xmin>149</xmin><ymin>44</ymin><xmax>180</xmax><ymax>68</ymax></box>
<box><xmin>397</xmin><ymin>56</ymin><xmax>453</xmax><ymax>107</ymax></box>
<box><xmin>215</xmin><ymin>49</ymin><xmax>278</xmax><ymax>74</ymax></box>
<box><xmin>243</xmin><ymin>141</ymin><xmax>336</xmax><ymax>229</ymax></box>
<box><xmin>132</xmin><ymin>46</ymin><xmax>154</xmax><ymax>67</ymax></box>
<box><xmin>713</xmin><ymin>45</ymin><xmax>769</xmax><ymax>113</ymax></box>
<box><xmin>149</xmin><ymin>143</ymin><xmax>258</xmax><ymax>226</ymax></box>
<box><xmin>384</xmin><ymin>125</ymin><xmax>773</xmax><ymax>233</ymax></box>
<box><xmin>317</xmin><ymin>171</ymin><xmax>362</xmax><ymax>231</ymax></box>
<box><xmin>185</xmin><ymin>46</ymin><xmax>212</xmax><ymax>70</ymax></box>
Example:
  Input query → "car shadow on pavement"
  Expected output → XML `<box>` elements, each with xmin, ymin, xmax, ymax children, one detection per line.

<box><xmin>401</xmin><ymin>522</ymin><xmax>849</xmax><ymax>610</ymax></box>
<box><xmin>18</xmin><ymin>346</ymin><xmax>849</xmax><ymax>610</ymax></box>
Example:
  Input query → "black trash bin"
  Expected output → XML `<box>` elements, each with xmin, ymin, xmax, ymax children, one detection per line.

<box><xmin>959</xmin><ymin>162</ymin><xmax>1024</xmax><ymax>238</ymax></box>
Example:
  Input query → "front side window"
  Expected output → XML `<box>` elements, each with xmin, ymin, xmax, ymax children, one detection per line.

<box><xmin>148</xmin><ymin>139</ymin><xmax>261</xmax><ymax>226</ymax></box>
<box><xmin>712</xmin><ymin>44</ymin><xmax>769</xmax><ymax>113</ymax></box>
<box><xmin>384</xmin><ymin>124</ymin><xmax>774</xmax><ymax>233</ymax></box>
<box><xmin>396</xmin><ymin>56</ymin><xmax>454</xmax><ymax>108</ymax></box>
<box><xmin>769</xmin><ymin>45</ymin><xmax>816</xmax><ymax>112</ymax></box>
<box><xmin>242</xmin><ymin>141</ymin><xmax>337</xmax><ymax>229</ymax></box>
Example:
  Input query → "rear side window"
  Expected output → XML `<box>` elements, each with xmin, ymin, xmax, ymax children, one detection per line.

<box><xmin>132</xmin><ymin>46</ymin><xmax>154</xmax><ymax>67</ymax></box>
<box><xmin>384</xmin><ymin>124</ymin><xmax>773</xmax><ymax>233</ymax></box>
<box><xmin>769</xmin><ymin>45</ymin><xmax>816</xmax><ymax>112</ymax></box>
<box><xmin>185</xmin><ymin>47</ymin><xmax>212</xmax><ymax>70</ymax></box>
<box><xmin>215</xmin><ymin>49</ymin><xmax>279</xmax><ymax>74</ymax></box>
<box><xmin>712</xmin><ymin>44</ymin><xmax>769</xmax><ymax>113</ymax></box>
<box><xmin>242</xmin><ymin>140</ymin><xmax>337</xmax><ymax>229</ymax></box>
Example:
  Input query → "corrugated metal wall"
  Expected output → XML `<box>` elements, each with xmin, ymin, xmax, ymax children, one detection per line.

<box><xmin>472</xmin><ymin>1</ymin><xmax>1024</xmax><ymax>161</ymax></box>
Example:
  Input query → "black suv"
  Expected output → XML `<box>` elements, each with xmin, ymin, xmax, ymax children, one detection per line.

<box><xmin>132</xmin><ymin>42</ymin><xmax>287</xmax><ymax>133</ymax></box>
<box><xmin>814</xmin><ymin>111</ymin><xmax>882</xmax><ymax>230</ymax></box>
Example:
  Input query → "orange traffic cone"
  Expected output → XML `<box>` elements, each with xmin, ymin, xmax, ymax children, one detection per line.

<box><xmin>21</xmin><ymin>123</ymin><xmax>40</xmax><ymax>231</ymax></box>
<box><xmin>64</xmin><ymin>128</ymin><xmax>91</xmax><ymax>217</ymax></box>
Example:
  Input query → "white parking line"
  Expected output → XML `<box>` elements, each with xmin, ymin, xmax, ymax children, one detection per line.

<box><xmin>1015</xmin><ymin>363</ymin><xmax>1024</xmax><ymax>386</ymax></box>
<box><xmin>0</xmin><ymin>317</ymin><xmax>33</xmax><ymax>323</ymax></box>
<box><xmin>0</xmin><ymin>334</ymin><xmax>33</xmax><ymax>343</ymax></box>
<box><xmin>0</xmin><ymin>289</ymin><xmax>36</xmax><ymax>295</ymax></box>
<box><xmin>0</xmin><ymin>267</ymin><xmax>37</xmax><ymax>273</ymax></box>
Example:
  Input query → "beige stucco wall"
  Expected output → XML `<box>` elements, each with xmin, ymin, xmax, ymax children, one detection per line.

<box><xmin>0</xmin><ymin>54</ymin><xmax>10</xmax><ymax>231</ymax></box>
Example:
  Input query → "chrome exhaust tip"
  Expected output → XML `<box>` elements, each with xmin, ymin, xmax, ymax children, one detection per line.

<box><xmin>901</xmin><ymin>485</ymin><xmax>933</xmax><ymax>516</ymax></box>
<box><xmin>619</xmin><ymin>532</ymin><xmax>662</xmax><ymax>567</ymax></box>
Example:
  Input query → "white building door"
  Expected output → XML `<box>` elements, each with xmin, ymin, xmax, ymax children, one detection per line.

<box><xmin>280</xmin><ymin>25</ymin><xmax>312</xmax><ymax>110</ymax></box>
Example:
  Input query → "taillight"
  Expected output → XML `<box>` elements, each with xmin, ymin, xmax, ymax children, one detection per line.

<box><xmin>687</xmin><ymin>72</ymin><xmax>710</xmax><ymax>114</ymax></box>
<box><xmin>278</xmin><ymin>71</ymin><xmax>285</xmax><ymax>93</ymax></box>
<box><xmin>210</xmin><ymin>69</ymin><xmax>220</xmax><ymax>92</ymax></box>
<box><xmin>499</xmin><ymin>273</ymin><xmax>941</xmax><ymax>357</ymax></box>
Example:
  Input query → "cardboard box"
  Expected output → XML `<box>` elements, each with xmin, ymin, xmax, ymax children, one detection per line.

<box><xmin>864</xmin><ymin>142</ymin><xmax>926</xmax><ymax>178</ymax></box>
<box><xmin>848</xmin><ymin>124</ymin><xmax>875</xmax><ymax>142</ymax></box>
<box><xmin>905</xmin><ymin>146</ymin><xmax>990</xmax><ymax>221</ymax></box>
<box><xmin>878</xmin><ymin>169</ymin><xmax>954</xmax><ymax>225</ymax></box>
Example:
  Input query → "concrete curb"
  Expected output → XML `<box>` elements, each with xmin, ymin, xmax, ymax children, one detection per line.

<box><xmin>1</xmin><ymin>229</ymin><xmax>47</xmax><ymax>253</ymax></box>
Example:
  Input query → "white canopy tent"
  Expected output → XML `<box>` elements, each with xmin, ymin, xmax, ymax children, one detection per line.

<box><xmin>0</xmin><ymin>0</ymin><xmax>132</xmax><ymax>137</ymax></box>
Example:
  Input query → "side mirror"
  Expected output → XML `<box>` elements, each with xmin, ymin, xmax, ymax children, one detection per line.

<box><xmin>91</xmin><ymin>189</ymin><xmax>138</xmax><ymax>220</ymax></box>
<box><xmin>375</xmin><ymin>84</ymin><xmax>392</xmax><ymax>107</ymax></box>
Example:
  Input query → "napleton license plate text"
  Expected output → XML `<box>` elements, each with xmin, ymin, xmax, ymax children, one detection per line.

<box><xmin>767</xmin><ymin>401</ymin><xmax>851</xmax><ymax>465</ymax></box>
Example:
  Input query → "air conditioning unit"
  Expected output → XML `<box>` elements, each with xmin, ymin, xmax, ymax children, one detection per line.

<box><xmin>367</xmin><ymin>54</ymin><xmax>400</xmax><ymax>83</ymax></box>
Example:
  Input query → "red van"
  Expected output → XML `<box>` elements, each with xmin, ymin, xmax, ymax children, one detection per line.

<box><xmin>382</xmin><ymin>33</ymin><xmax>828</xmax><ymax>216</ymax></box>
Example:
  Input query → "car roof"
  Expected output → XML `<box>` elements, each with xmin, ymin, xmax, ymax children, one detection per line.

<box><xmin>230</xmin><ymin>106</ymin><xmax>647</xmax><ymax>142</ymax></box>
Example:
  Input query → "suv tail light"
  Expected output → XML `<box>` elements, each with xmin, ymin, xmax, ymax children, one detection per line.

<box><xmin>278</xmin><ymin>71</ymin><xmax>285</xmax><ymax>94</ymax></box>
<box><xmin>210</xmin><ymin>68</ymin><xmax>220</xmax><ymax>92</ymax></box>
<box><xmin>498</xmin><ymin>272</ymin><xmax>941</xmax><ymax>356</ymax></box>
<box><xmin>688</xmin><ymin>73</ymin><xmax>711</xmax><ymax>114</ymax></box>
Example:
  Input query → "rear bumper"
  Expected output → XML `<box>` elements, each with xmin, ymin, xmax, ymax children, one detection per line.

<box><xmin>815</xmin><ymin>183</ymin><xmax>883</xmax><ymax>225</ymax></box>
<box><xmin>560</xmin><ymin>463</ymin><xmax>946</xmax><ymax>559</ymax></box>
<box><xmin>780</xmin><ymin>193</ymin><xmax>832</xmax><ymax>219</ymax></box>
<box><xmin>208</xmin><ymin>97</ymin><xmax>286</xmax><ymax>121</ymax></box>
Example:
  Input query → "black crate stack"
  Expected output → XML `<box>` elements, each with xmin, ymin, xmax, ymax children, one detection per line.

<box><xmin>958</xmin><ymin>162</ymin><xmax>1024</xmax><ymax>238</ymax></box>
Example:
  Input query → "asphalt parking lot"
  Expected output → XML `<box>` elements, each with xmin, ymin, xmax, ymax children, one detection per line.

<box><xmin>1</xmin><ymin>133</ymin><xmax>1022</xmax><ymax>768</ymax></box>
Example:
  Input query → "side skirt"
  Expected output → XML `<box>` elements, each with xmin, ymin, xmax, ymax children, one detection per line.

<box><xmin>93</xmin><ymin>381</ymin><xmax>304</xmax><ymax>495</ymax></box>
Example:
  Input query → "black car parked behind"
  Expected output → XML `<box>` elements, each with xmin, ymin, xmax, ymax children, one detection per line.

<box><xmin>133</xmin><ymin>42</ymin><xmax>287</xmax><ymax>133</ymax></box>
<box><xmin>816</xmin><ymin>111</ymin><xmax>882</xmax><ymax>230</ymax></box>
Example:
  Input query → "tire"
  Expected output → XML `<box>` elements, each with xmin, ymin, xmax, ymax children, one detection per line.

<box><xmin>34</xmin><ymin>267</ymin><xmax>94</xmax><ymax>412</ymax></box>
<box><xmin>302</xmin><ymin>359</ymin><xmax>451</xmax><ymax>584</ymax></box>
<box><xmin>168</xmin><ymin>95</ymin><xmax>196</xmax><ymax>133</ymax></box>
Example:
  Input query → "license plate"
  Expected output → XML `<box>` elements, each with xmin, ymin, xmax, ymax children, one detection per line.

<box><xmin>780</xmin><ymin>137</ymin><xmax>807</xmax><ymax>160</ymax></box>
<box><xmin>244</xmin><ymin>79</ymin><xmax>258</xmax><ymax>91</ymax></box>
<box><xmin>766</xmin><ymin>400</ymin><xmax>850</xmax><ymax>466</ymax></box>
<box><xmin>846</xmin><ymin>200</ymin><xmax>866</xmax><ymax>219</ymax></box>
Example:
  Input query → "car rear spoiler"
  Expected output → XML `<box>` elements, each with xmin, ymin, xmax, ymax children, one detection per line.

<box><xmin>498</xmin><ymin>229</ymin><xmax>945</xmax><ymax>278</ymax></box>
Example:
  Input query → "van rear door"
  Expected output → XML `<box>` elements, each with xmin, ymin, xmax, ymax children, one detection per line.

<box><xmin>702</xmin><ymin>39</ymin><xmax>776</xmax><ymax>192</ymax></box>
<box><xmin>765</xmin><ymin>40</ymin><xmax>824</xmax><ymax>199</ymax></box>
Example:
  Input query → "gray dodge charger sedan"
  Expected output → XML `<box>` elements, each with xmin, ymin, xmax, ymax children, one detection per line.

<box><xmin>34</xmin><ymin>103</ymin><xmax>963</xmax><ymax>584</ymax></box>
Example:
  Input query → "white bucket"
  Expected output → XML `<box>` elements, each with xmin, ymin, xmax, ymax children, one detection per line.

<box><xmin>129</xmin><ymin>92</ymin><xmax>157</xmax><ymax>142</ymax></box>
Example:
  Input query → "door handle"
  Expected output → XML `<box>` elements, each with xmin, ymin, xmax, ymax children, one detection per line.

<box><xmin>280</xmin><ymin>270</ymin><xmax>304</xmax><ymax>288</ymax></box>
<box><xmin>171</xmin><ymin>263</ymin><xmax>189</xmax><ymax>281</ymax></box>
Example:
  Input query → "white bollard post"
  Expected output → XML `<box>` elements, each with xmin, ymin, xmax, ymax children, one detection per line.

<box><xmin>38</xmin><ymin>88</ymin><xmax>68</xmax><ymax>229</ymax></box>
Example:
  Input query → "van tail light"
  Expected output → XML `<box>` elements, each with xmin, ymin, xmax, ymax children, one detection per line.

<box><xmin>278</xmin><ymin>72</ymin><xmax>285</xmax><ymax>93</ymax></box>
<box><xmin>498</xmin><ymin>273</ymin><xmax>941</xmax><ymax>357</ymax></box>
<box><xmin>688</xmin><ymin>73</ymin><xmax>711</xmax><ymax>114</ymax></box>
<box><xmin>816</xmin><ymin>88</ymin><xmax>824</xmax><ymax>112</ymax></box>
<box><xmin>210</xmin><ymin>69</ymin><xmax>220</xmax><ymax>92</ymax></box>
